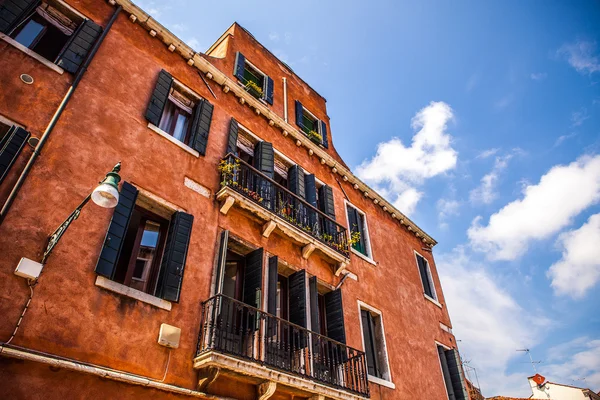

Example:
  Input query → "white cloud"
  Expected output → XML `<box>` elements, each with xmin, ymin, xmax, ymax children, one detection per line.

<box><xmin>477</xmin><ymin>148</ymin><xmax>500</xmax><ymax>159</ymax></box>
<box><xmin>548</xmin><ymin>213</ymin><xmax>600</xmax><ymax>299</ymax></box>
<box><xmin>392</xmin><ymin>188</ymin><xmax>422</xmax><ymax>216</ymax></box>
<box><xmin>438</xmin><ymin>198</ymin><xmax>460</xmax><ymax>219</ymax></box>
<box><xmin>356</xmin><ymin>101</ymin><xmax>457</xmax><ymax>214</ymax></box>
<box><xmin>571</xmin><ymin>108</ymin><xmax>590</xmax><ymax>127</ymax></box>
<box><xmin>543</xmin><ymin>337</ymin><xmax>600</xmax><ymax>389</ymax></box>
<box><xmin>557</xmin><ymin>40</ymin><xmax>600</xmax><ymax>75</ymax></box>
<box><xmin>438</xmin><ymin>247</ymin><xmax>549</xmax><ymax>397</ymax></box>
<box><xmin>268</xmin><ymin>32</ymin><xmax>279</xmax><ymax>41</ymax></box>
<box><xmin>470</xmin><ymin>151</ymin><xmax>520</xmax><ymax>205</ymax></box>
<box><xmin>494</xmin><ymin>94</ymin><xmax>514</xmax><ymax>110</ymax></box>
<box><xmin>468</xmin><ymin>155</ymin><xmax>600</xmax><ymax>261</ymax></box>
<box><xmin>466</xmin><ymin>72</ymin><xmax>480</xmax><ymax>92</ymax></box>
<box><xmin>554</xmin><ymin>132</ymin><xmax>577</xmax><ymax>147</ymax></box>
<box><xmin>531</xmin><ymin>72</ymin><xmax>548</xmax><ymax>81</ymax></box>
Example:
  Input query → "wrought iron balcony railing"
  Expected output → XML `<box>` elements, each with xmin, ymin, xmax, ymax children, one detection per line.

<box><xmin>197</xmin><ymin>294</ymin><xmax>370</xmax><ymax>396</ymax></box>
<box><xmin>219</xmin><ymin>154</ymin><xmax>350</xmax><ymax>258</ymax></box>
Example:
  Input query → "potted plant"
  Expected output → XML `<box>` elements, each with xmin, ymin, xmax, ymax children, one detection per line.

<box><xmin>245</xmin><ymin>80</ymin><xmax>263</xmax><ymax>99</ymax></box>
<box><xmin>307</xmin><ymin>130</ymin><xmax>323</xmax><ymax>144</ymax></box>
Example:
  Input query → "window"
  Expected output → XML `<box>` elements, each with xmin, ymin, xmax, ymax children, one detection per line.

<box><xmin>0</xmin><ymin>120</ymin><xmax>12</xmax><ymax>145</ymax></box>
<box><xmin>358</xmin><ymin>302</ymin><xmax>392</xmax><ymax>384</ymax></box>
<box><xmin>233</xmin><ymin>52</ymin><xmax>274</xmax><ymax>104</ymax></box>
<box><xmin>0</xmin><ymin>117</ymin><xmax>31</xmax><ymax>185</ymax></box>
<box><xmin>2</xmin><ymin>1</ymin><xmax>102</xmax><ymax>73</ymax></box>
<box><xmin>95</xmin><ymin>182</ymin><xmax>194</xmax><ymax>303</ymax></box>
<box><xmin>416</xmin><ymin>252</ymin><xmax>437</xmax><ymax>301</ymax></box>
<box><xmin>346</xmin><ymin>202</ymin><xmax>372</xmax><ymax>259</ymax></box>
<box><xmin>437</xmin><ymin>344</ymin><xmax>469</xmax><ymax>400</ymax></box>
<box><xmin>158</xmin><ymin>85</ymin><xmax>195</xmax><ymax>144</ymax></box>
<box><xmin>295</xmin><ymin>100</ymin><xmax>328</xmax><ymax>148</ymax></box>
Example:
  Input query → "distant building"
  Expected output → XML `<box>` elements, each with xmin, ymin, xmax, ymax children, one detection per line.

<box><xmin>487</xmin><ymin>375</ymin><xmax>600</xmax><ymax>400</ymax></box>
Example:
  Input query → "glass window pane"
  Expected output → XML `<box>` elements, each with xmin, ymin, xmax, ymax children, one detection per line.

<box><xmin>14</xmin><ymin>19</ymin><xmax>45</xmax><ymax>48</ymax></box>
<box><xmin>222</xmin><ymin>262</ymin><xmax>238</xmax><ymax>298</ymax></box>
<box><xmin>158</xmin><ymin>101</ymin><xmax>175</xmax><ymax>132</ymax></box>
<box><xmin>172</xmin><ymin>113</ymin><xmax>189</xmax><ymax>142</ymax></box>
<box><xmin>130</xmin><ymin>221</ymin><xmax>160</xmax><ymax>291</ymax></box>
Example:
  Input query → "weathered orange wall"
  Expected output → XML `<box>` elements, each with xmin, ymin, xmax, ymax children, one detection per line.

<box><xmin>0</xmin><ymin>1</ymin><xmax>458</xmax><ymax>399</ymax></box>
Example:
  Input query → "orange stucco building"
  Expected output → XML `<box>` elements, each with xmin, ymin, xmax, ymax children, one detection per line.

<box><xmin>0</xmin><ymin>1</ymin><xmax>469</xmax><ymax>399</ymax></box>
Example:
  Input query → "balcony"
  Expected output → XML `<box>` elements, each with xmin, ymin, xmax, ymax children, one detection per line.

<box><xmin>216</xmin><ymin>154</ymin><xmax>351</xmax><ymax>271</ymax></box>
<box><xmin>194</xmin><ymin>295</ymin><xmax>369</xmax><ymax>399</ymax></box>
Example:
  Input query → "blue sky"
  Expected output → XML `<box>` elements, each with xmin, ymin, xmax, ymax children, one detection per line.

<box><xmin>137</xmin><ymin>0</ymin><xmax>600</xmax><ymax>396</ymax></box>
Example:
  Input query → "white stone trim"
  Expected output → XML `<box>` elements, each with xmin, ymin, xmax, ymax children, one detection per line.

<box><xmin>95</xmin><ymin>276</ymin><xmax>172</xmax><ymax>311</ymax></box>
<box><xmin>425</xmin><ymin>294</ymin><xmax>442</xmax><ymax>308</ymax></box>
<box><xmin>147</xmin><ymin>123</ymin><xmax>199</xmax><ymax>157</ymax></box>
<box><xmin>351</xmin><ymin>248</ymin><xmax>377</xmax><ymax>266</ymax></box>
<box><xmin>184</xmin><ymin>177</ymin><xmax>211</xmax><ymax>198</ymax></box>
<box><xmin>356</xmin><ymin>300</ymin><xmax>394</xmax><ymax>387</ymax></box>
<box><xmin>0</xmin><ymin>114</ymin><xmax>25</xmax><ymax>129</ymax></box>
<box><xmin>0</xmin><ymin>33</ymin><xmax>64</xmax><ymax>75</ymax></box>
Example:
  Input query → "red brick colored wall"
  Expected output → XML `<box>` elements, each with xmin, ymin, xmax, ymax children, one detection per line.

<box><xmin>0</xmin><ymin>1</ymin><xmax>458</xmax><ymax>398</ymax></box>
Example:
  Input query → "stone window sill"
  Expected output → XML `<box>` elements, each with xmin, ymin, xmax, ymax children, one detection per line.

<box><xmin>1</xmin><ymin>33</ymin><xmax>64</xmax><ymax>75</ymax></box>
<box><xmin>424</xmin><ymin>294</ymin><xmax>442</xmax><ymax>308</ymax></box>
<box><xmin>351</xmin><ymin>248</ymin><xmax>377</xmax><ymax>266</ymax></box>
<box><xmin>95</xmin><ymin>276</ymin><xmax>172</xmax><ymax>311</ymax></box>
<box><xmin>147</xmin><ymin>123</ymin><xmax>200</xmax><ymax>157</ymax></box>
<box><xmin>368</xmin><ymin>375</ymin><xmax>396</xmax><ymax>389</ymax></box>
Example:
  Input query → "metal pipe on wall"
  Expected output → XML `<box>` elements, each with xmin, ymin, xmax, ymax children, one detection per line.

<box><xmin>283</xmin><ymin>77</ymin><xmax>288</xmax><ymax>122</ymax></box>
<box><xmin>0</xmin><ymin>5</ymin><xmax>123</xmax><ymax>224</ymax></box>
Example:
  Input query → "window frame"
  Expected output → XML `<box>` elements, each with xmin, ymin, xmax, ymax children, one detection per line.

<box><xmin>300</xmin><ymin>105</ymin><xmax>324</xmax><ymax>145</ymax></box>
<box><xmin>242</xmin><ymin>59</ymin><xmax>268</xmax><ymax>102</ymax></box>
<box><xmin>435</xmin><ymin>341</ymin><xmax>454</xmax><ymax>400</ymax></box>
<box><xmin>414</xmin><ymin>250</ymin><xmax>440</xmax><ymax>305</ymax></box>
<box><xmin>344</xmin><ymin>200</ymin><xmax>375</xmax><ymax>264</ymax></box>
<box><xmin>357</xmin><ymin>300</ymin><xmax>394</xmax><ymax>389</ymax></box>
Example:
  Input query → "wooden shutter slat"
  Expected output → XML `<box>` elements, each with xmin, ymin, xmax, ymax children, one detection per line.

<box><xmin>189</xmin><ymin>99</ymin><xmax>213</xmax><ymax>156</ymax></box>
<box><xmin>253</xmin><ymin>141</ymin><xmax>274</xmax><ymax>178</ymax></box>
<box><xmin>295</xmin><ymin>100</ymin><xmax>304</xmax><ymax>129</ymax></box>
<box><xmin>0</xmin><ymin>126</ymin><xmax>30</xmax><ymax>184</ymax></box>
<box><xmin>320</xmin><ymin>120</ymin><xmax>329</xmax><ymax>149</ymax></box>
<box><xmin>309</xmin><ymin>276</ymin><xmax>320</xmax><ymax>333</ymax></box>
<box><xmin>324</xmin><ymin>289</ymin><xmax>346</xmax><ymax>344</ymax></box>
<box><xmin>265</xmin><ymin>75</ymin><xmax>274</xmax><ymax>105</ymax></box>
<box><xmin>0</xmin><ymin>0</ymin><xmax>38</xmax><ymax>34</ymax></box>
<box><xmin>243</xmin><ymin>248</ymin><xmax>263</xmax><ymax>308</ymax></box>
<box><xmin>318</xmin><ymin>185</ymin><xmax>335</xmax><ymax>219</ymax></box>
<box><xmin>304</xmin><ymin>174</ymin><xmax>317</xmax><ymax>207</ymax></box>
<box><xmin>288</xmin><ymin>270</ymin><xmax>307</xmax><ymax>328</ymax></box>
<box><xmin>56</xmin><ymin>19</ymin><xmax>103</xmax><ymax>74</ymax></box>
<box><xmin>95</xmin><ymin>182</ymin><xmax>138</xmax><ymax>279</ymax></box>
<box><xmin>144</xmin><ymin>70</ymin><xmax>173</xmax><ymax>126</ymax></box>
<box><xmin>234</xmin><ymin>52</ymin><xmax>245</xmax><ymax>81</ymax></box>
<box><xmin>438</xmin><ymin>346</ymin><xmax>457</xmax><ymax>400</ymax></box>
<box><xmin>445</xmin><ymin>348</ymin><xmax>468</xmax><ymax>400</ymax></box>
<box><xmin>226</xmin><ymin>118</ymin><xmax>239</xmax><ymax>156</ymax></box>
<box><xmin>156</xmin><ymin>211</ymin><xmax>194</xmax><ymax>302</ymax></box>
<box><xmin>267</xmin><ymin>256</ymin><xmax>278</xmax><ymax>315</ymax></box>
<box><xmin>288</xmin><ymin>165</ymin><xmax>305</xmax><ymax>199</ymax></box>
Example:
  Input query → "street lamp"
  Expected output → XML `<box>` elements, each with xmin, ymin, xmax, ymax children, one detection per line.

<box><xmin>40</xmin><ymin>162</ymin><xmax>122</xmax><ymax>264</ymax></box>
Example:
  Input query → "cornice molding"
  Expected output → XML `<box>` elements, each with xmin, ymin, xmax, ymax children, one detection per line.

<box><xmin>108</xmin><ymin>0</ymin><xmax>437</xmax><ymax>247</ymax></box>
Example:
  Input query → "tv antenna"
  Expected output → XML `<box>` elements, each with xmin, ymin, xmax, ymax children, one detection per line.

<box><xmin>516</xmin><ymin>349</ymin><xmax>542</xmax><ymax>373</ymax></box>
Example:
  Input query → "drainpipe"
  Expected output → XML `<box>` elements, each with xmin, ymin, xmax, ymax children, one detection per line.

<box><xmin>0</xmin><ymin>5</ymin><xmax>123</xmax><ymax>224</ymax></box>
<box><xmin>282</xmin><ymin>77</ymin><xmax>288</xmax><ymax>122</ymax></box>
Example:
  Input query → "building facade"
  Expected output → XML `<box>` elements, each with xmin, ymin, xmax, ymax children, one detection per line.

<box><xmin>0</xmin><ymin>0</ymin><xmax>468</xmax><ymax>399</ymax></box>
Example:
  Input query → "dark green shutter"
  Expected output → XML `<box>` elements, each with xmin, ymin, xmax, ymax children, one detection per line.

<box><xmin>145</xmin><ymin>69</ymin><xmax>173</xmax><ymax>126</ymax></box>
<box><xmin>446</xmin><ymin>348</ymin><xmax>468</xmax><ymax>400</ymax></box>
<box><xmin>95</xmin><ymin>182</ymin><xmax>138</xmax><ymax>278</ymax></box>
<box><xmin>324</xmin><ymin>289</ymin><xmax>346</xmax><ymax>344</ymax></box>
<box><xmin>243</xmin><ymin>248</ymin><xmax>263</xmax><ymax>308</ymax></box>
<box><xmin>226</xmin><ymin>118</ymin><xmax>239</xmax><ymax>156</ymax></box>
<box><xmin>234</xmin><ymin>52</ymin><xmax>245</xmax><ymax>81</ymax></box>
<box><xmin>361</xmin><ymin>310</ymin><xmax>380</xmax><ymax>377</ymax></box>
<box><xmin>320</xmin><ymin>120</ymin><xmax>329</xmax><ymax>149</ymax></box>
<box><xmin>417</xmin><ymin>254</ymin><xmax>434</xmax><ymax>298</ymax></box>
<box><xmin>0</xmin><ymin>0</ymin><xmax>38</xmax><ymax>34</ymax></box>
<box><xmin>189</xmin><ymin>99</ymin><xmax>213</xmax><ymax>156</ymax></box>
<box><xmin>288</xmin><ymin>165</ymin><xmax>305</xmax><ymax>199</ymax></box>
<box><xmin>318</xmin><ymin>185</ymin><xmax>335</xmax><ymax>219</ymax></box>
<box><xmin>253</xmin><ymin>141</ymin><xmax>274</xmax><ymax>178</ymax></box>
<box><xmin>438</xmin><ymin>346</ymin><xmax>457</xmax><ymax>400</ymax></box>
<box><xmin>295</xmin><ymin>100</ymin><xmax>304</xmax><ymax>129</ymax></box>
<box><xmin>214</xmin><ymin>230</ymin><xmax>229</xmax><ymax>294</ymax></box>
<box><xmin>156</xmin><ymin>212</ymin><xmax>194</xmax><ymax>302</ymax></box>
<box><xmin>288</xmin><ymin>270</ymin><xmax>306</xmax><ymax>328</ymax></box>
<box><xmin>0</xmin><ymin>126</ymin><xmax>30</xmax><ymax>184</ymax></box>
<box><xmin>304</xmin><ymin>174</ymin><xmax>317</xmax><ymax>207</ymax></box>
<box><xmin>267</xmin><ymin>256</ymin><xmax>278</xmax><ymax>315</ymax></box>
<box><xmin>56</xmin><ymin>19</ymin><xmax>102</xmax><ymax>74</ymax></box>
<box><xmin>265</xmin><ymin>76</ymin><xmax>274</xmax><ymax>105</ymax></box>
<box><xmin>309</xmin><ymin>276</ymin><xmax>320</xmax><ymax>334</ymax></box>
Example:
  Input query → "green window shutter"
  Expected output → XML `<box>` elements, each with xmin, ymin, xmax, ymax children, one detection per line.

<box><xmin>95</xmin><ymin>182</ymin><xmax>138</xmax><ymax>279</ymax></box>
<box><xmin>267</xmin><ymin>256</ymin><xmax>278</xmax><ymax>315</ymax></box>
<box><xmin>295</xmin><ymin>100</ymin><xmax>304</xmax><ymax>130</ymax></box>
<box><xmin>288</xmin><ymin>165</ymin><xmax>305</xmax><ymax>199</ymax></box>
<box><xmin>446</xmin><ymin>348</ymin><xmax>469</xmax><ymax>400</ymax></box>
<box><xmin>253</xmin><ymin>141</ymin><xmax>274</xmax><ymax>178</ymax></box>
<box><xmin>156</xmin><ymin>212</ymin><xmax>194</xmax><ymax>303</ymax></box>
<box><xmin>318</xmin><ymin>185</ymin><xmax>335</xmax><ymax>219</ymax></box>
<box><xmin>243</xmin><ymin>248</ymin><xmax>263</xmax><ymax>309</ymax></box>
<box><xmin>226</xmin><ymin>118</ymin><xmax>239</xmax><ymax>156</ymax></box>
<box><xmin>324</xmin><ymin>289</ymin><xmax>346</xmax><ymax>344</ymax></box>
<box><xmin>234</xmin><ymin>52</ymin><xmax>245</xmax><ymax>81</ymax></box>
<box><xmin>309</xmin><ymin>276</ymin><xmax>320</xmax><ymax>334</ymax></box>
<box><xmin>361</xmin><ymin>310</ymin><xmax>380</xmax><ymax>377</ymax></box>
<box><xmin>417</xmin><ymin>254</ymin><xmax>434</xmax><ymax>298</ymax></box>
<box><xmin>265</xmin><ymin>75</ymin><xmax>274</xmax><ymax>105</ymax></box>
<box><xmin>189</xmin><ymin>99</ymin><xmax>213</xmax><ymax>156</ymax></box>
<box><xmin>214</xmin><ymin>230</ymin><xmax>229</xmax><ymax>294</ymax></box>
<box><xmin>0</xmin><ymin>0</ymin><xmax>38</xmax><ymax>34</ymax></box>
<box><xmin>145</xmin><ymin>69</ymin><xmax>173</xmax><ymax>126</ymax></box>
<box><xmin>319</xmin><ymin>120</ymin><xmax>328</xmax><ymax>148</ymax></box>
<box><xmin>0</xmin><ymin>126</ymin><xmax>30</xmax><ymax>184</ymax></box>
<box><xmin>438</xmin><ymin>345</ymin><xmax>457</xmax><ymax>400</ymax></box>
<box><xmin>56</xmin><ymin>19</ymin><xmax>102</xmax><ymax>74</ymax></box>
<box><xmin>288</xmin><ymin>269</ymin><xmax>307</xmax><ymax>328</ymax></box>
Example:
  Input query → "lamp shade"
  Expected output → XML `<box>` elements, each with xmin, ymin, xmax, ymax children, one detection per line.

<box><xmin>91</xmin><ymin>183</ymin><xmax>119</xmax><ymax>208</ymax></box>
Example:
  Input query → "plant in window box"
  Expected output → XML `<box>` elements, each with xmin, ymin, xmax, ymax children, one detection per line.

<box><xmin>218</xmin><ymin>159</ymin><xmax>240</xmax><ymax>187</ymax></box>
<box><xmin>307</xmin><ymin>130</ymin><xmax>323</xmax><ymax>144</ymax></box>
<box><xmin>245</xmin><ymin>80</ymin><xmax>264</xmax><ymax>98</ymax></box>
<box><xmin>349</xmin><ymin>230</ymin><xmax>361</xmax><ymax>247</ymax></box>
